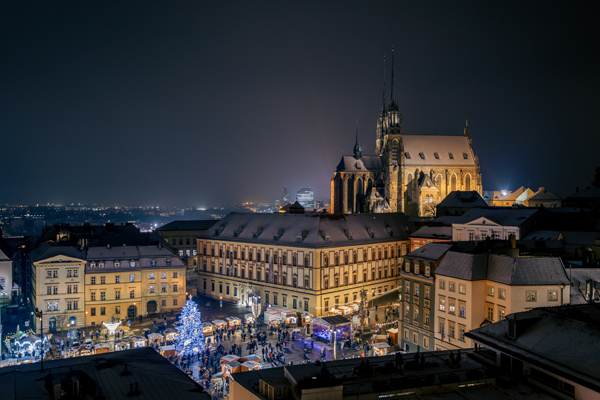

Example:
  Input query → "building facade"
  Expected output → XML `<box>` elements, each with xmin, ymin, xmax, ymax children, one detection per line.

<box><xmin>156</xmin><ymin>220</ymin><xmax>216</xmax><ymax>269</ymax></box>
<box><xmin>296</xmin><ymin>188</ymin><xmax>315</xmax><ymax>208</ymax></box>
<box><xmin>84</xmin><ymin>244</ymin><xmax>186</xmax><ymax>327</ymax></box>
<box><xmin>434</xmin><ymin>251</ymin><xmax>570</xmax><ymax>351</ymax></box>
<box><xmin>197</xmin><ymin>212</ymin><xmax>413</xmax><ymax>317</ymax></box>
<box><xmin>28</xmin><ymin>244</ymin><xmax>86</xmax><ymax>333</ymax></box>
<box><xmin>399</xmin><ymin>243</ymin><xmax>452</xmax><ymax>353</ymax></box>
<box><xmin>331</xmin><ymin>52</ymin><xmax>482</xmax><ymax>217</ymax></box>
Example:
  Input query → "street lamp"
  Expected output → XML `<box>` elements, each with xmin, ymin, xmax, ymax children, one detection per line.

<box><xmin>34</xmin><ymin>308</ymin><xmax>44</xmax><ymax>371</ymax></box>
<box><xmin>220</xmin><ymin>296</ymin><xmax>223</xmax><ymax>317</ymax></box>
<box><xmin>85</xmin><ymin>311</ymin><xmax>88</xmax><ymax>339</ymax></box>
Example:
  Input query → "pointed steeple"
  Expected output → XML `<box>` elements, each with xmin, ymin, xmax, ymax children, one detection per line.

<box><xmin>353</xmin><ymin>120</ymin><xmax>362</xmax><ymax>159</ymax></box>
<box><xmin>381</xmin><ymin>54</ymin><xmax>387</xmax><ymax>113</ymax></box>
<box><xmin>390</xmin><ymin>45</ymin><xmax>397</xmax><ymax>107</ymax></box>
<box><xmin>464</xmin><ymin>119</ymin><xmax>472</xmax><ymax>147</ymax></box>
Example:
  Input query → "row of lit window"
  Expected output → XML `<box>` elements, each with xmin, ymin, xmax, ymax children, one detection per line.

<box><xmin>438</xmin><ymin>318</ymin><xmax>466</xmax><ymax>341</ymax></box>
<box><xmin>46</xmin><ymin>269</ymin><xmax>79</xmax><ymax>278</ymax></box>
<box><xmin>89</xmin><ymin>285</ymin><xmax>178</xmax><ymax>301</ymax></box>
<box><xmin>46</xmin><ymin>284</ymin><xmax>79</xmax><ymax>295</ymax></box>
<box><xmin>89</xmin><ymin>272</ymin><xmax>178</xmax><ymax>285</ymax></box>
<box><xmin>201</xmin><ymin>281</ymin><xmax>309</xmax><ymax>311</ymax></box>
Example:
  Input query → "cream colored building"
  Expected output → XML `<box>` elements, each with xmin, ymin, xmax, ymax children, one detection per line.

<box><xmin>156</xmin><ymin>220</ymin><xmax>216</xmax><ymax>269</ymax></box>
<box><xmin>28</xmin><ymin>244</ymin><xmax>86</xmax><ymax>333</ymax></box>
<box><xmin>197</xmin><ymin>212</ymin><xmax>413</xmax><ymax>317</ymax></box>
<box><xmin>433</xmin><ymin>251</ymin><xmax>570</xmax><ymax>350</ymax></box>
<box><xmin>84</xmin><ymin>244</ymin><xmax>186</xmax><ymax>327</ymax></box>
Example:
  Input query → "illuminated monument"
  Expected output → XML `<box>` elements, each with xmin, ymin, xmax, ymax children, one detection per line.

<box><xmin>331</xmin><ymin>48</ymin><xmax>482</xmax><ymax>217</ymax></box>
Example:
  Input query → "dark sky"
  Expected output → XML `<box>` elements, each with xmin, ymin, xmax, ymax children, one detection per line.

<box><xmin>2</xmin><ymin>2</ymin><xmax>599</xmax><ymax>207</ymax></box>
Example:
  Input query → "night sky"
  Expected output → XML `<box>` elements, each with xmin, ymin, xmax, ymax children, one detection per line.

<box><xmin>1</xmin><ymin>2</ymin><xmax>599</xmax><ymax>207</ymax></box>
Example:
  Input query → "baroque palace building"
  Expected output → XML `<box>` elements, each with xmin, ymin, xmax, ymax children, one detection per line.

<box><xmin>332</xmin><ymin>50</ymin><xmax>482</xmax><ymax>217</ymax></box>
<box><xmin>196</xmin><ymin>210</ymin><xmax>414</xmax><ymax>316</ymax></box>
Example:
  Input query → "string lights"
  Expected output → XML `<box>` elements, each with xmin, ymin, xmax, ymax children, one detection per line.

<box><xmin>315</xmin><ymin>285</ymin><xmax>402</xmax><ymax>310</ymax></box>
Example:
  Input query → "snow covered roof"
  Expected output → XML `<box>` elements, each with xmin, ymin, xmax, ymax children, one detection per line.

<box><xmin>453</xmin><ymin>207</ymin><xmax>540</xmax><ymax>227</ymax></box>
<box><xmin>437</xmin><ymin>191</ymin><xmax>487</xmax><ymax>208</ymax></box>
<box><xmin>156</xmin><ymin>220</ymin><xmax>216</xmax><ymax>231</ymax></box>
<box><xmin>408</xmin><ymin>225</ymin><xmax>452</xmax><ymax>240</ymax></box>
<box><xmin>436</xmin><ymin>252</ymin><xmax>570</xmax><ymax>285</ymax></box>
<box><xmin>466</xmin><ymin>304</ymin><xmax>600</xmax><ymax>393</ymax></box>
<box><xmin>199</xmin><ymin>212</ymin><xmax>414</xmax><ymax>248</ymax></box>
<box><xmin>335</xmin><ymin>155</ymin><xmax>383</xmax><ymax>172</ymax></box>
<box><xmin>402</xmin><ymin>134</ymin><xmax>476</xmax><ymax>167</ymax></box>
<box><xmin>405</xmin><ymin>243</ymin><xmax>453</xmax><ymax>261</ymax></box>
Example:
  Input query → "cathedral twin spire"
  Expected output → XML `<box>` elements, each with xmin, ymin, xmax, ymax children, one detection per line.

<box><xmin>375</xmin><ymin>46</ymin><xmax>402</xmax><ymax>155</ymax></box>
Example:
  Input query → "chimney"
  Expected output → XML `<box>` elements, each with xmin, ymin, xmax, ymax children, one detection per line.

<box><xmin>507</xmin><ymin>234</ymin><xmax>519</xmax><ymax>257</ymax></box>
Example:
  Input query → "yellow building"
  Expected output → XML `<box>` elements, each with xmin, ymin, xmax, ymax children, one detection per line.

<box><xmin>84</xmin><ymin>244</ymin><xmax>186</xmax><ymax>327</ymax></box>
<box><xmin>28</xmin><ymin>244</ymin><xmax>86</xmax><ymax>333</ymax></box>
<box><xmin>433</xmin><ymin>251</ymin><xmax>570</xmax><ymax>350</ymax></box>
<box><xmin>197</xmin><ymin>212</ymin><xmax>413</xmax><ymax>317</ymax></box>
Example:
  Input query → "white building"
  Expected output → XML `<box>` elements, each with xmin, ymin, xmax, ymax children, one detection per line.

<box><xmin>296</xmin><ymin>188</ymin><xmax>315</xmax><ymax>208</ymax></box>
<box><xmin>451</xmin><ymin>207</ymin><xmax>542</xmax><ymax>241</ymax></box>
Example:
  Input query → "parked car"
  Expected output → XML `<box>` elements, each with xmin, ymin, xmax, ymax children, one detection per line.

<box><xmin>84</xmin><ymin>338</ymin><xmax>94</xmax><ymax>350</ymax></box>
<box><xmin>71</xmin><ymin>339</ymin><xmax>80</xmax><ymax>350</ymax></box>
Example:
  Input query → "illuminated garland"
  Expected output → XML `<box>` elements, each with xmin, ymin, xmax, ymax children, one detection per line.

<box><xmin>316</xmin><ymin>285</ymin><xmax>402</xmax><ymax>310</ymax></box>
<box><xmin>374</xmin><ymin>319</ymin><xmax>401</xmax><ymax>327</ymax></box>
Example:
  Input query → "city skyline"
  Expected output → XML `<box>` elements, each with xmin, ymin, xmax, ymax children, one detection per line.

<box><xmin>1</xmin><ymin>2</ymin><xmax>599</xmax><ymax>207</ymax></box>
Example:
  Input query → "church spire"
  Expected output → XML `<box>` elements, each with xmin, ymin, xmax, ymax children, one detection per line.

<box><xmin>381</xmin><ymin>54</ymin><xmax>387</xmax><ymax>113</ymax></box>
<box><xmin>353</xmin><ymin>120</ymin><xmax>362</xmax><ymax>159</ymax></box>
<box><xmin>390</xmin><ymin>45</ymin><xmax>396</xmax><ymax>107</ymax></box>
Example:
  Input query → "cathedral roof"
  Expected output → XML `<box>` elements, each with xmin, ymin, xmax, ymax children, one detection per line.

<box><xmin>335</xmin><ymin>155</ymin><xmax>382</xmax><ymax>172</ymax></box>
<box><xmin>402</xmin><ymin>135</ymin><xmax>476</xmax><ymax>167</ymax></box>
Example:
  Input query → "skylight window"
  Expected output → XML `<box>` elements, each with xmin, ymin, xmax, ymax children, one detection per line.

<box><xmin>419</xmin><ymin>152</ymin><xmax>425</xmax><ymax>159</ymax></box>
<box><xmin>434</xmin><ymin>152</ymin><xmax>439</xmax><ymax>159</ymax></box>
<box><xmin>448</xmin><ymin>153</ymin><xmax>454</xmax><ymax>159</ymax></box>
<box><xmin>463</xmin><ymin>153</ymin><xmax>468</xmax><ymax>159</ymax></box>
<box><xmin>405</xmin><ymin>152</ymin><xmax>411</xmax><ymax>159</ymax></box>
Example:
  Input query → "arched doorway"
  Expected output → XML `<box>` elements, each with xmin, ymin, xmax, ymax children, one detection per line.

<box><xmin>128</xmin><ymin>305</ymin><xmax>137</xmax><ymax>318</ymax></box>
<box><xmin>69</xmin><ymin>316</ymin><xmax>76</xmax><ymax>327</ymax></box>
<box><xmin>147</xmin><ymin>301</ymin><xmax>157</xmax><ymax>314</ymax></box>
<box><xmin>49</xmin><ymin>317</ymin><xmax>56</xmax><ymax>331</ymax></box>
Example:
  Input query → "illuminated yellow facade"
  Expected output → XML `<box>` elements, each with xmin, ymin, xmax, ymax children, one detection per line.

<box><xmin>197</xmin><ymin>212</ymin><xmax>413</xmax><ymax>317</ymax></box>
<box><xmin>84</xmin><ymin>244</ymin><xmax>186</xmax><ymax>327</ymax></box>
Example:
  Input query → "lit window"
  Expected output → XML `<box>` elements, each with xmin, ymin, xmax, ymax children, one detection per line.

<box><xmin>130</xmin><ymin>274</ymin><xmax>134</xmax><ymax>283</ymax></box>
<box><xmin>548</xmin><ymin>290</ymin><xmax>558</xmax><ymax>301</ymax></box>
<box><xmin>439</xmin><ymin>297</ymin><xmax>446</xmax><ymax>312</ymax></box>
<box><xmin>499</xmin><ymin>288</ymin><xmax>506</xmax><ymax>299</ymax></box>
<box><xmin>459</xmin><ymin>284</ymin><xmax>466</xmax><ymax>294</ymax></box>
<box><xmin>487</xmin><ymin>286</ymin><xmax>494</xmax><ymax>297</ymax></box>
<box><xmin>527</xmin><ymin>290</ymin><xmax>537</xmax><ymax>301</ymax></box>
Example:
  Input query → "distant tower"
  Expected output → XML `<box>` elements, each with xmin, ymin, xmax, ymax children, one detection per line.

<box><xmin>282</xmin><ymin>187</ymin><xmax>290</xmax><ymax>205</ymax></box>
<box><xmin>296</xmin><ymin>188</ymin><xmax>315</xmax><ymax>208</ymax></box>
<box><xmin>353</xmin><ymin>121</ymin><xmax>362</xmax><ymax>159</ymax></box>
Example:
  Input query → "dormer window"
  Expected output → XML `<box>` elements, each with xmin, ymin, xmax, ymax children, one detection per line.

<box><xmin>90</xmin><ymin>262</ymin><xmax>96</xmax><ymax>269</ymax></box>
<box><xmin>463</xmin><ymin>153</ymin><xmax>468</xmax><ymax>159</ymax></box>
<box><xmin>448</xmin><ymin>153</ymin><xmax>454</xmax><ymax>159</ymax></box>
<box><xmin>99</xmin><ymin>262</ymin><xmax>104</xmax><ymax>269</ymax></box>
<box><xmin>130</xmin><ymin>261</ymin><xmax>135</xmax><ymax>268</ymax></box>
<box><xmin>151</xmin><ymin>259</ymin><xmax>156</xmax><ymax>266</ymax></box>
<box><xmin>434</xmin><ymin>152</ymin><xmax>439</xmax><ymax>159</ymax></box>
<box><xmin>405</xmin><ymin>152</ymin><xmax>411</xmax><ymax>159</ymax></box>
<box><xmin>419</xmin><ymin>152</ymin><xmax>425</xmax><ymax>159</ymax></box>
<box><xmin>114</xmin><ymin>262</ymin><xmax>120</xmax><ymax>268</ymax></box>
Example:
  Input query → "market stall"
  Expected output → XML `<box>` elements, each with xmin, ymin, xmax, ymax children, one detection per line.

<box><xmin>14</xmin><ymin>334</ymin><xmax>42</xmax><ymax>358</ymax></box>
<box><xmin>114</xmin><ymin>339</ymin><xmax>130</xmax><ymax>351</ymax></box>
<box><xmin>220</xmin><ymin>354</ymin><xmax>240</xmax><ymax>365</ymax></box>
<box><xmin>160</xmin><ymin>345</ymin><xmax>177</xmax><ymax>360</ymax></box>
<box><xmin>94</xmin><ymin>343</ymin><xmax>110</xmax><ymax>355</ymax></box>
<box><xmin>263</xmin><ymin>309</ymin><xmax>280</xmax><ymax>324</ymax></box>
<box><xmin>147</xmin><ymin>332</ymin><xmax>164</xmax><ymax>346</ymax></box>
<box><xmin>338</xmin><ymin>305</ymin><xmax>352</xmax><ymax>316</ymax></box>
<box><xmin>372</xmin><ymin>334</ymin><xmax>387</xmax><ymax>344</ymax></box>
<box><xmin>328</xmin><ymin>308</ymin><xmax>343</xmax><ymax>316</ymax></box>
<box><xmin>244</xmin><ymin>313</ymin><xmax>255</xmax><ymax>325</ymax></box>
<box><xmin>223</xmin><ymin>361</ymin><xmax>242</xmax><ymax>376</ymax></box>
<box><xmin>373</xmin><ymin>342</ymin><xmax>391</xmax><ymax>356</ymax></box>
<box><xmin>301</xmin><ymin>312</ymin><xmax>312</xmax><ymax>325</ymax></box>
<box><xmin>311</xmin><ymin>315</ymin><xmax>351</xmax><ymax>344</ymax></box>
<box><xmin>387</xmin><ymin>328</ymin><xmax>398</xmax><ymax>345</ymax></box>
<box><xmin>351</xmin><ymin>301</ymin><xmax>360</xmax><ymax>314</ymax></box>
<box><xmin>130</xmin><ymin>336</ymin><xmax>147</xmax><ymax>349</ymax></box>
<box><xmin>268</xmin><ymin>316</ymin><xmax>282</xmax><ymax>328</ymax></box>
<box><xmin>164</xmin><ymin>328</ymin><xmax>178</xmax><ymax>344</ymax></box>
<box><xmin>225</xmin><ymin>316</ymin><xmax>241</xmax><ymax>330</ymax></box>
<box><xmin>201</xmin><ymin>322</ymin><xmax>214</xmax><ymax>336</ymax></box>
<box><xmin>211</xmin><ymin>319</ymin><xmax>227</xmax><ymax>331</ymax></box>
<box><xmin>240</xmin><ymin>360</ymin><xmax>260</xmax><ymax>372</ymax></box>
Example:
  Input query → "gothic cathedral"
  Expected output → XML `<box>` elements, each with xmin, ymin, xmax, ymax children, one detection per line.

<box><xmin>331</xmin><ymin>51</ymin><xmax>482</xmax><ymax>217</ymax></box>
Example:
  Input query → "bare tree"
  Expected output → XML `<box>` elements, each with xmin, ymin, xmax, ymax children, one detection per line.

<box><xmin>54</xmin><ymin>313</ymin><xmax>68</xmax><ymax>346</ymax></box>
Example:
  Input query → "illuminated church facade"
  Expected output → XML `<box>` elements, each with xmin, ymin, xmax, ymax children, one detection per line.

<box><xmin>331</xmin><ymin>53</ymin><xmax>482</xmax><ymax>217</ymax></box>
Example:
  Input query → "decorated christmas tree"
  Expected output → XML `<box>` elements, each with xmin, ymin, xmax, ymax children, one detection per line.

<box><xmin>174</xmin><ymin>297</ymin><xmax>204</xmax><ymax>356</ymax></box>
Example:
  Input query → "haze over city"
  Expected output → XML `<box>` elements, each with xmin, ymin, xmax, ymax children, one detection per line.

<box><xmin>1</xmin><ymin>1</ymin><xmax>599</xmax><ymax>207</ymax></box>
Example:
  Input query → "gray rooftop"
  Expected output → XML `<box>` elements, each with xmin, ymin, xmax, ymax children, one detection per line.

<box><xmin>436</xmin><ymin>252</ymin><xmax>570</xmax><ymax>285</ymax></box>
<box><xmin>28</xmin><ymin>243</ymin><xmax>84</xmax><ymax>262</ymax></box>
<box><xmin>466</xmin><ymin>304</ymin><xmax>600</xmax><ymax>394</ymax></box>
<box><xmin>453</xmin><ymin>207</ymin><xmax>540</xmax><ymax>227</ymax></box>
<box><xmin>408</xmin><ymin>225</ymin><xmax>452</xmax><ymax>240</ymax></box>
<box><xmin>0</xmin><ymin>347</ymin><xmax>209</xmax><ymax>400</ymax></box>
<box><xmin>198</xmin><ymin>212</ymin><xmax>414</xmax><ymax>247</ymax></box>
<box><xmin>335</xmin><ymin>155</ymin><xmax>383</xmax><ymax>172</ymax></box>
<box><xmin>405</xmin><ymin>243</ymin><xmax>453</xmax><ymax>261</ymax></box>
<box><xmin>437</xmin><ymin>191</ymin><xmax>488</xmax><ymax>208</ymax></box>
<box><xmin>156</xmin><ymin>220</ymin><xmax>217</xmax><ymax>232</ymax></box>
